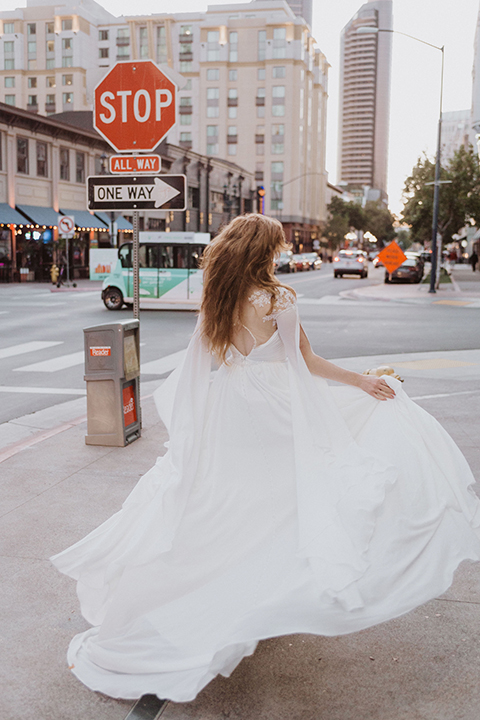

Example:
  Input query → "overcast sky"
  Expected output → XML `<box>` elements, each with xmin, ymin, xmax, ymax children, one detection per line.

<box><xmin>7</xmin><ymin>0</ymin><xmax>480</xmax><ymax>214</ymax></box>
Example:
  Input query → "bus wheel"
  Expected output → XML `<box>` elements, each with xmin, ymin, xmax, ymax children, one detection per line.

<box><xmin>103</xmin><ymin>288</ymin><xmax>124</xmax><ymax>310</ymax></box>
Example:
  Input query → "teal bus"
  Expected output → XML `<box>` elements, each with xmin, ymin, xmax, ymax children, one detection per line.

<box><xmin>101</xmin><ymin>232</ymin><xmax>210</xmax><ymax>310</ymax></box>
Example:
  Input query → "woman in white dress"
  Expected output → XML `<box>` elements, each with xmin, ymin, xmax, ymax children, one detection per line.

<box><xmin>51</xmin><ymin>213</ymin><xmax>480</xmax><ymax>703</ymax></box>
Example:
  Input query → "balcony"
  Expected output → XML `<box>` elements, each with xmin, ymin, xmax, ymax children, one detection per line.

<box><xmin>227</xmin><ymin>97</ymin><xmax>238</xmax><ymax>107</ymax></box>
<box><xmin>255</xmin><ymin>97</ymin><xmax>265</xmax><ymax>106</ymax></box>
<box><xmin>27</xmin><ymin>103</ymin><xmax>39</xmax><ymax>114</ymax></box>
<box><xmin>255</xmin><ymin>134</ymin><xmax>265</xmax><ymax>143</ymax></box>
<box><xmin>45</xmin><ymin>102</ymin><xmax>56</xmax><ymax>114</ymax></box>
<box><xmin>179</xmin><ymin>105</ymin><xmax>193</xmax><ymax>114</ymax></box>
<box><xmin>227</xmin><ymin>135</ymin><xmax>238</xmax><ymax>144</ymax></box>
<box><xmin>116</xmin><ymin>37</ymin><xmax>130</xmax><ymax>47</ymax></box>
<box><xmin>117</xmin><ymin>54</ymin><xmax>130</xmax><ymax>61</ymax></box>
<box><xmin>179</xmin><ymin>139</ymin><xmax>192</xmax><ymax>149</ymax></box>
<box><xmin>179</xmin><ymin>33</ymin><xmax>193</xmax><ymax>43</ymax></box>
<box><xmin>255</xmin><ymin>171</ymin><xmax>264</xmax><ymax>182</ymax></box>
<box><xmin>179</xmin><ymin>51</ymin><xmax>193</xmax><ymax>62</ymax></box>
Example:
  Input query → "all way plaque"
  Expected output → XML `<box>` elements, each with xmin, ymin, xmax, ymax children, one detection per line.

<box><xmin>87</xmin><ymin>174</ymin><xmax>186</xmax><ymax>211</ymax></box>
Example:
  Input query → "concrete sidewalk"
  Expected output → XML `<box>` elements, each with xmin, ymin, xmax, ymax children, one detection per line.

<box><xmin>341</xmin><ymin>263</ymin><xmax>480</xmax><ymax>307</ymax></box>
<box><xmin>1</xmin><ymin>352</ymin><xmax>480</xmax><ymax>720</ymax></box>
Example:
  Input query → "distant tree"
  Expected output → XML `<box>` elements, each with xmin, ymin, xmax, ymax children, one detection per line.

<box><xmin>363</xmin><ymin>201</ymin><xmax>396</xmax><ymax>244</ymax></box>
<box><xmin>394</xmin><ymin>227</ymin><xmax>412</xmax><ymax>250</ymax></box>
<box><xmin>402</xmin><ymin>144</ymin><xmax>480</xmax><ymax>244</ymax></box>
<box><xmin>323</xmin><ymin>197</ymin><xmax>366</xmax><ymax>249</ymax></box>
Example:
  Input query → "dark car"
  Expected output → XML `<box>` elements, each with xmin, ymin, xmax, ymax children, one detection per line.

<box><xmin>274</xmin><ymin>251</ymin><xmax>296</xmax><ymax>274</ymax></box>
<box><xmin>301</xmin><ymin>252</ymin><xmax>322</xmax><ymax>270</ymax></box>
<box><xmin>292</xmin><ymin>253</ymin><xmax>310</xmax><ymax>271</ymax></box>
<box><xmin>385</xmin><ymin>257</ymin><xmax>424</xmax><ymax>283</ymax></box>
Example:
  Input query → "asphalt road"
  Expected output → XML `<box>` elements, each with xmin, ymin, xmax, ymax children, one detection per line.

<box><xmin>1</xmin><ymin>264</ymin><xmax>479</xmax><ymax>424</ymax></box>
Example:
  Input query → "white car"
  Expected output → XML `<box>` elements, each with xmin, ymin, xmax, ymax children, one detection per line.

<box><xmin>333</xmin><ymin>250</ymin><xmax>368</xmax><ymax>278</ymax></box>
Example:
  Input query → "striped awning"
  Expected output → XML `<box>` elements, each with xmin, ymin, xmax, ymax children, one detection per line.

<box><xmin>0</xmin><ymin>203</ymin><xmax>30</xmax><ymax>225</ymax></box>
<box><xmin>60</xmin><ymin>209</ymin><xmax>108</xmax><ymax>230</ymax></box>
<box><xmin>16</xmin><ymin>204</ymin><xmax>59</xmax><ymax>227</ymax></box>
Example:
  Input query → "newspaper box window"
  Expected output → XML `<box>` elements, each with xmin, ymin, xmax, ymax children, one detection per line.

<box><xmin>84</xmin><ymin>319</ymin><xmax>141</xmax><ymax>446</ymax></box>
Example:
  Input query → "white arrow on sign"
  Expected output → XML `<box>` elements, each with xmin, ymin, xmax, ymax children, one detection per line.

<box><xmin>94</xmin><ymin>178</ymin><xmax>180</xmax><ymax>208</ymax></box>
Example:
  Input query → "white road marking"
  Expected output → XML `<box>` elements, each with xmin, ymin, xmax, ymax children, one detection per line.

<box><xmin>141</xmin><ymin>349</ymin><xmax>187</xmax><ymax>375</ymax></box>
<box><xmin>0</xmin><ymin>311</ymin><xmax>8</xmax><ymax>315</ymax></box>
<box><xmin>411</xmin><ymin>390</ymin><xmax>480</xmax><ymax>401</ymax></box>
<box><xmin>0</xmin><ymin>341</ymin><xmax>63</xmax><ymax>361</ymax></box>
<box><xmin>0</xmin><ymin>386</ymin><xmax>85</xmax><ymax>395</ymax></box>
<box><xmin>14</xmin><ymin>350</ymin><xmax>84</xmax><ymax>372</ymax></box>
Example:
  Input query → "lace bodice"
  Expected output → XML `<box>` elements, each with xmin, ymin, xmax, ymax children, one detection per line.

<box><xmin>248</xmin><ymin>286</ymin><xmax>296</xmax><ymax>323</ymax></box>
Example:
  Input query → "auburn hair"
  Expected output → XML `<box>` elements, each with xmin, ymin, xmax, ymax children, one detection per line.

<box><xmin>200</xmin><ymin>213</ymin><xmax>290</xmax><ymax>363</ymax></box>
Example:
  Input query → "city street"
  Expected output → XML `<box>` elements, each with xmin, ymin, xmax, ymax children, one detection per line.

<box><xmin>1</xmin><ymin>264</ymin><xmax>480</xmax><ymax>424</ymax></box>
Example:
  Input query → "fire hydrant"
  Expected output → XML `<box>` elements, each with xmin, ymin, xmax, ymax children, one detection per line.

<box><xmin>50</xmin><ymin>264</ymin><xmax>59</xmax><ymax>285</ymax></box>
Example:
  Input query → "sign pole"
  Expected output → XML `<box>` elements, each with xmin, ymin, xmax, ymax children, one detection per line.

<box><xmin>66</xmin><ymin>236</ymin><xmax>70</xmax><ymax>285</ymax></box>
<box><xmin>132</xmin><ymin>210</ymin><xmax>140</xmax><ymax>321</ymax></box>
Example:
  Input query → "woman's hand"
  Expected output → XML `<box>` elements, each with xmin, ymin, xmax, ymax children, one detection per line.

<box><xmin>358</xmin><ymin>375</ymin><xmax>396</xmax><ymax>401</ymax></box>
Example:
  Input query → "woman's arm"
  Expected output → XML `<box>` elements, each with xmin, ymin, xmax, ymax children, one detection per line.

<box><xmin>299</xmin><ymin>326</ymin><xmax>395</xmax><ymax>401</ymax></box>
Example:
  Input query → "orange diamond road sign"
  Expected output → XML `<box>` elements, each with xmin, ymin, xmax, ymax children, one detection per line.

<box><xmin>377</xmin><ymin>241</ymin><xmax>407</xmax><ymax>274</ymax></box>
<box><xmin>94</xmin><ymin>60</ymin><xmax>176</xmax><ymax>153</ymax></box>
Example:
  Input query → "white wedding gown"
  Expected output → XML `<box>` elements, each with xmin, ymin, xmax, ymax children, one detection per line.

<box><xmin>51</xmin><ymin>291</ymin><xmax>480</xmax><ymax>702</ymax></box>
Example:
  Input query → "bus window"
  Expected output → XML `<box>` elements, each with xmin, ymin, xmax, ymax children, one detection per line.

<box><xmin>189</xmin><ymin>245</ymin><xmax>205</xmax><ymax>269</ymax></box>
<box><xmin>159</xmin><ymin>246</ymin><xmax>174</xmax><ymax>269</ymax></box>
<box><xmin>173</xmin><ymin>245</ymin><xmax>188</xmax><ymax>269</ymax></box>
<box><xmin>158</xmin><ymin>245</ymin><xmax>189</xmax><ymax>269</ymax></box>
<box><xmin>139</xmin><ymin>244</ymin><xmax>158</xmax><ymax>268</ymax></box>
<box><xmin>119</xmin><ymin>244</ymin><xmax>132</xmax><ymax>268</ymax></box>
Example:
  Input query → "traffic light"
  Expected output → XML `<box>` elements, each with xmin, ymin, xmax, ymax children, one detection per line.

<box><xmin>257</xmin><ymin>186</ymin><xmax>266</xmax><ymax>214</ymax></box>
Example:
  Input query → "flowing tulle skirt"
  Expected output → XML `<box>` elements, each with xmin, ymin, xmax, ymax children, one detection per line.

<box><xmin>51</xmin><ymin>344</ymin><xmax>480</xmax><ymax>702</ymax></box>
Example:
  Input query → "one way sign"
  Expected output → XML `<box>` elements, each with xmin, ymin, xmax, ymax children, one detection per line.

<box><xmin>87</xmin><ymin>174</ymin><xmax>186</xmax><ymax>212</ymax></box>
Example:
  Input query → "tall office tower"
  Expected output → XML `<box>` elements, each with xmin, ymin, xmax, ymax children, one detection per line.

<box><xmin>337</xmin><ymin>0</ymin><xmax>393</xmax><ymax>200</ymax></box>
<box><xmin>0</xmin><ymin>0</ymin><xmax>328</xmax><ymax>243</ymax></box>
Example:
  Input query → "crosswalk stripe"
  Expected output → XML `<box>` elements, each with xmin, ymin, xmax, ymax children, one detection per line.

<box><xmin>0</xmin><ymin>386</ymin><xmax>85</xmax><ymax>395</ymax></box>
<box><xmin>14</xmin><ymin>350</ymin><xmax>84</xmax><ymax>373</ymax></box>
<box><xmin>141</xmin><ymin>349</ymin><xmax>187</xmax><ymax>375</ymax></box>
<box><xmin>0</xmin><ymin>341</ymin><xmax>63</xmax><ymax>361</ymax></box>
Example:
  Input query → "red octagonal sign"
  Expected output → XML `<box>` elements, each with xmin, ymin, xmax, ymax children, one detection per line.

<box><xmin>94</xmin><ymin>60</ymin><xmax>176</xmax><ymax>153</ymax></box>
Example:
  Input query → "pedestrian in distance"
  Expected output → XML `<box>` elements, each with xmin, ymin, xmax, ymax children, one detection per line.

<box><xmin>469</xmin><ymin>249</ymin><xmax>478</xmax><ymax>272</ymax></box>
<box><xmin>51</xmin><ymin>213</ymin><xmax>480</xmax><ymax>704</ymax></box>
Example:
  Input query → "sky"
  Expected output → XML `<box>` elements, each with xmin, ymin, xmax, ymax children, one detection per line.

<box><xmin>6</xmin><ymin>0</ymin><xmax>480</xmax><ymax>215</ymax></box>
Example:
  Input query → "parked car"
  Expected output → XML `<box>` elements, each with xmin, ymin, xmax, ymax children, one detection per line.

<box><xmin>372</xmin><ymin>255</ymin><xmax>384</xmax><ymax>268</ymax></box>
<box><xmin>274</xmin><ymin>251</ymin><xmax>296</xmax><ymax>274</ymax></box>
<box><xmin>384</xmin><ymin>257</ymin><xmax>424</xmax><ymax>284</ymax></box>
<box><xmin>301</xmin><ymin>252</ymin><xmax>322</xmax><ymax>270</ymax></box>
<box><xmin>292</xmin><ymin>253</ymin><xmax>310</xmax><ymax>271</ymax></box>
<box><xmin>333</xmin><ymin>250</ymin><xmax>368</xmax><ymax>278</ymax></box>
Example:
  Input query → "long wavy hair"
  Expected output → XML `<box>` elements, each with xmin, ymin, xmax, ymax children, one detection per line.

<box><xmin>200</xmin><ymin>213</ymin><xmax>290</xmax><ymax>363</ymax></box>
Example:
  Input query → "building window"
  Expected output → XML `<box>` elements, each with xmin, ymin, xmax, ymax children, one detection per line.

<box><xmin>229</xmin><ymin>31</ymin><xmax>238</xmax><ymax>62</ymax></box>
<box><xmin>180</xmin><ymin>97</ymin><xmax>192</xmax><ymax>106</ymax></box>
<box><xmin>46</xmin><ymin>22</ymin><xmax>54</xmax><ymax>34</ymax></box>
<box><xmin>229</xmin><ymin>69</ymin><xmax>237</xmax><ymax>82</ymax></box>
<box><xmin>27</xmin><ymin>23</ymin><xmax>36</xmax><ymax>36</ymax></box>
<box><xmin>46</xmin><ymin>39</ymin><xmax>55</xmax><ymax>53</ymax></box>
<box><xmin>206</xmin><ymin>125</ymin><xmax>218</xmax><ymax>155</ymax></box>
<box><xmin>255</xmin><ymin>162</ymin><xmax>264</xmax><ymax>182</ymax></box>
<box><xmin>46</xmin><ymin>59</ymin><xmax>54</xmax><ymax>69</ymax></box>
<box><xmin>207</xmin><ymin>30</ymin><xmax>219</xmax><ymax>61</ymax></box>
<box><xmin>28</xmin><ymin>77</ymin><xmax>37</xmax><ymax>88</ymax></box>
<box><xmin>17</xmin><ymin>137</ymin><xmax>29</xmax><ymax>174</ymax></box>
<box><xmin>273</xmin><ymin>27</ymin><xmax>286</xmax><ymax>59</ymax></box>
<box><xmin>117</xmin><ymin>45</ymin><xmax>129</xmax><ymax>58</ymax></box>
<box><xmin>271</xmin><ymin>161</ymin><xmax>284</xmax><ymax>210</ymax></box>
<box><xmin>28</xmin><ymin>94</ymin><xmax>38</xmax><ymax>107</ymax></box>
<box><xmin>28</xmin><ymin>41</ymin><xmax>37</xmax><ymax>55</ymax></box>
<box><xmin>228</xmin><ymin>145</ymin><xmax>237</xmax><ymax>156</ymax></box>
<box><xmin>227</xmin><ymin>88</ymin><xmax>237</xmax><ymax>107</ymax></box>
<box><xmin>180</xmin><ymin>114</ymin><xmax>192</xmax><ymax>125</ymax></box>
<box><xmin>99</xmin><ymin>47</ymin><xmax>109</xmax><ymax>58</ymax></box>
<box><xmin>99</xmin><ymin>29</ymin><xmax>109</xmax><ymax>41</ymax></box>
<box><xmin>227</xmin><ymin>125</ymin><xmax>237</xmax><ymax>138</ymax></box>
<box><xmin>45</xmin><ymin>94</ymin><xmax>56</xmax><ymax>112</ymax></box>
<box><xmin>258</xmin><ymin>68</ymin><xmax>265</xmax><ymax>81</ymax></box>
<box><xmin>207</xmin><ymin>68</ymin><xmax>219</xmax><ymax>81</ymax></box>
<box><xmin>180</xmin><ymin>24</ymin><xmax>193</xmax><ymax>37</ymax></box>
<box><xmin>4</xmin><ymin>94</ymin><xmax>15</xmax><ymax>106</ymax></box>
<box><xmin>258</xmin><ymin>30</ymin><xmax>266</xmax><ymax>61</ymax></box>
<box><xmin>61</xmin><ymin>19</ymin><xmax>73</xmax><ymax>31</ymax></box>
<box><xmin>272</xmin><ymin>85</ymin><xmax>285</xmax><ymax>116</ymax></box>
<box><xmin>228</xmin><ymin>106</ymin><xmax>237</xmax><ymax>119</ymax></box>
<box><xmin>46</xmin><ymin>76</ymin><xmax>55</xmax><ymax>87</ymax></box>
<box><xmin>179</xmin><ymin>132</ymin><xmax>192</xmax><ymax>147</ymax></box>
<box><xmin>4</xmin><ymin>22</ymin><xmax>14</xmax><ymax>34</ymax></box>
<box><xmin>273</xmin><ymin>66</ymin><xmax>285</xmax><ymax>78</ymax></box>
<box><xmin>272</xmin><ymin>123</ymin><xmax>284</xmax><ymax>154</ymax></box>
<box><xmin>62</xmin><ymin>37</ymin><xmax>73</xmax><ymax>51</ymax></box>
<box><xmin>272</xmin><ymin>85</ymin><xmax>285</xmax><ymax>98</ymax></box>
<box><xmin>139</xmin><ymin>27</ymin><xmax>148</xmax><ymax>59</ymax></box>
<box><xmin>4</xmin><ymin>59</ymin><xmax>15</xmax><ymax>70</ymax></box>
<box><xmin>63</xmin><ymin>92</ymin><xmax>73</xmax><ymax>105</ymax></box>
<box><xmin>156</xmin><ymin>25</ymin><xmax>167</xmax><ymax>64</ymax></box>
<box><xmin>76</xmin><ymin>151</ymin><xmax>85</xmax><ymax>183</ymax></box>
<box><xmin>180</xmin><ymin>61</ymin><xmax>193</xmax><ymax>72</ymax></box>
<box><xmin>207</xmin><ymin>86</ymin><xmax>219</xmax><ymax>117</ymax></box>
<box><xmin>60</xmin><ymin>147</ymin><xmax>70</xmax><ymax>180</ymax></box>
<box><xmin>4</xmin><ymin>41</ymin><xmax>14</xmax><ymax>54</ymax></box>
<box><xmin>62</xmin><ymin>74</ymin><xmax>73</xmax><ymax>85</ymax></box>
<box><xmin>4</xmin><ymin>77</ymin><xmax>15</xmax><ymax>88</ymax></box>
<box><xmin>62</xmin><ymin>57</ymin><xmax>73</xmax><ymax>67</ymax></box>
<box><xmin>37</xmin><ymin>141</ymin><xmax>48</xmax><ymax>177</ymax></box>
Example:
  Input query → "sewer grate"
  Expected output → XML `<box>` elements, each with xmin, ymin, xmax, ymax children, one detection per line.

<box><xmin>124</xmin><ymin>695</ymin><xmax>169</xmax><ymax>720</ymax></box>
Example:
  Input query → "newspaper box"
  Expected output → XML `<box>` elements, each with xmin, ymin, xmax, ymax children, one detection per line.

<box><xmin>83</xmin><ymin>319</ymin><xmax>141</xmax><ymax>446</ymax></box>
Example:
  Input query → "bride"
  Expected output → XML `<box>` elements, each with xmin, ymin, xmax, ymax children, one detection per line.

<box><xmin>51</xmin><ymin>213</ymin><xmax>480</xmax><ymax>703</ymax></box>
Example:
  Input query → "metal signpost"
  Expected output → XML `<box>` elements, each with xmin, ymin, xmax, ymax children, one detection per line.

<box><xmin>58</xmin><ymin>215</ymin><xmax>75</xmax><ymax>286</ymax></box>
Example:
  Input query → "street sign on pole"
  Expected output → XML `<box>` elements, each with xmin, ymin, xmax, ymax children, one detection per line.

<box><xmin>376</xmin><ymin>241</ymin><xmax>407</xmax><ymax>275</ymax></box>
<box><xmin>87</xmin><ymin>174</ymin><xmax>186</xmax><ymax>212</ymax></box>
<box><xmin>109</xmin><ymin>155</ymin><xmax>161</xmax><ymax>174</ymax></box>
<box><xmin>58</xmin><ymin>215</ymin><xmax>75</xmax><ymax>237</ymax></box>
<box><xmin>94</xmin><ymin>60</ymin><xmax>176</xmax><ymax>153</ymax></box>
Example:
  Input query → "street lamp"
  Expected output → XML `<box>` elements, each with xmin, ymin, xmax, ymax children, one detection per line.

<box><xmin>356</xmin><ymin>26</ymin><xmax>445</xmax><ymax>293</ymax></box>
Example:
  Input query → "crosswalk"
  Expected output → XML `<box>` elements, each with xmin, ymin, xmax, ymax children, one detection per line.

<box><xmin>0</xmin><ymin>339</ymin><xmax>186</xmax><ymax>398</ymax></box>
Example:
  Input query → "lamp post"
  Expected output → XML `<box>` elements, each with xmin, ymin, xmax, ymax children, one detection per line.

<box><xmin>356</xmin><ymin>26</ymin><xmax>444</xmax><ymax>293</ymax></box>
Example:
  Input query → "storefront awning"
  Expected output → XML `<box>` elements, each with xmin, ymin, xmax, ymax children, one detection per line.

<box><xmin>60</xmin><ymin>209</ymin><xmax>108</xmax><ymax>230</ymax></box>
<box><xmin>16</xmin><ymin>204</ymin><xmax>59</xmax><ymax>227</ymax></box>
<box><xmin>0</xmin><ymin>203</ymin><xmax>30</xmax><ymax>226</ymax></box>
<box><xmin>94</xmin><ymin>212</ymin><xmax>133</xmax><ymax>231</ymax></box>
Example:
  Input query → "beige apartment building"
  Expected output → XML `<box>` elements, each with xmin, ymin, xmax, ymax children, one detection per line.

<box><xmin>0</xmin><ymin>0</ymin><xmax>328</xmax><ymax>247</ymax></box>
<box><xmin>337</xmin><ymin>0</ymin><xmax>392</xmax><ymax>201</ymax></box>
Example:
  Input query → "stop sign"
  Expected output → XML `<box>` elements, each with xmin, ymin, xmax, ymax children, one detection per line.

<box><xmin>94</xmin><ymin>60</ymin><xmax>176</xmax><ymax>153</ymax></box>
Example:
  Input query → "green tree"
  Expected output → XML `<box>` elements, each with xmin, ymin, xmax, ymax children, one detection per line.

<box><xmin>402</xmin><ymin>144</ymin><xmax>480</xmax><ymax>244</ymax></box>
<box><xmin>323</xmin><ymin>197</ymin><xmax>366</xmax><ymax>249</ymax></box>
<box><xmin>363</xmin><ymin>201</ymin><xmax>396</xmax><ymax>244</ymax></box>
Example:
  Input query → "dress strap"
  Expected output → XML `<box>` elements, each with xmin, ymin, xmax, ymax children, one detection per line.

<box><xmin>241</xmin><ymin>324</ymin><xmax>257</xmax><ymax>350</ymax></box>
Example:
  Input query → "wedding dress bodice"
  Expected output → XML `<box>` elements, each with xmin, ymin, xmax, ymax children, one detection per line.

<box><xmin>229</xmin><ymin>330</ymin><xmax>287</xmax><ymax>365</ymax></box>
